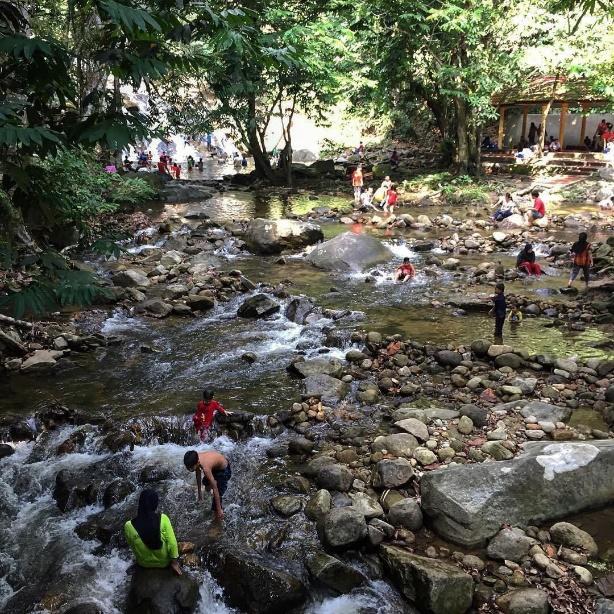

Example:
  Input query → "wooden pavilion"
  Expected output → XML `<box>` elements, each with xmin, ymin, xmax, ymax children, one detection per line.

<box><xmin>492</xmin><ymin>76</ymin><xmax>612</xmax><ymax>150</ymax></box>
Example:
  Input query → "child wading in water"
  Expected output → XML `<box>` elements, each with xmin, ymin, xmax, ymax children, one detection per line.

<box><xmin>489</xmin><ymin>282</ymin><xmax>507</xmax><ymax>343</ymax></box>
<box><xmin>193</xmin><ymin>389</ymin><xmax>228</xmax><ymax>442</ymax></box>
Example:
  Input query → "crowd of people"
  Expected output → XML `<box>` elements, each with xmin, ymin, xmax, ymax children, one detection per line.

<box><xmin>352</xmin><ymin>165</ymin><xmax>399</xmax><ymax>214</ymax></box>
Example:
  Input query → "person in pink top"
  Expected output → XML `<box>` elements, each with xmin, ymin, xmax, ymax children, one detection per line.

<box><xmin>351</xmin><ymin>165</ymin><xmax>363</xmax><ymax>205</ymax></box>
<box><xmin>526</xmin><ymin>190</ymin><xmax>546</xmax><ymax>226</ymax></box>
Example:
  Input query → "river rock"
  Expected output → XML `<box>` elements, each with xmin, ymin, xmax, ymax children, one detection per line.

<box><xmin>139</xmin><ymin>298</ymin><xmax>173</xmax><ymax>317</ymax></box>
<box><xmin>127</xmin><ymin>567</ymin><xmax>199</xmax><ymax>614</ymax></box>
<box><xmin>458</xmin><ymin>416</ymin><xmax>474</xmax><ymax>434</ymax></box>
<box><xmin>496</xmin><ymin>588</ymin><xmax>550</xmax><ymax>614</ymax></box>
<box><xmin>159</xmin><ymin>250</ymin><xmax>184</xmax><ymax>268</ymax></box>
<box><xmin>380</xmin><ymin>546</ymin><xmax>473</xmax><ymax>614</ymax></box>
<box><xmin>54</xmin><ymin>469</ymin><xmax>99</xmax><ymax>512</ymax></box>
<box><xmin>306</xmin><ymin>232</ymin><xmax>391</xmax><ymax>272</ymax></box>
<box><xmin>186</xmin><ymin>294</ymin><xmax>215</xmax><ymax>310</ymax></box>
<box><xmin>307</xmin><ymin>552</ymin><xmax>366</xmax><ymax>594</ymax></box>
<box><xmin>20</xmin><ymin>350</ymin><xmax>57</xmax><ymax>372</ymax></box>
<box><xmin>271</xmin><ymin>495</ymin><xmax>302</xmax><ymax>517</ymax></box>
<box><xmin>349</xmin><ymin>492</ymin><xmax>384</xmax><ymax>518</ymax></box>
<box><xmin>460</xmin><ymin>404</ymin><xmax>489</xmax><ymax>427</ymax></box>
<box><xmin>554</xmin><ymin>358</ymin><xmax>578</xmax><ymax>374</ymax></box>
<box><xmin>112</xmin><ymin>269</ymin><xmax>150</xmax><ymax>288</ymax></box>
<box><xmin>305</xmin><ymin>489</ymin><xmax>331</xmax><ymax>521</ymax></box>
<box><xmin>597</xmin><ymin>599</ymin><xmax>614</xmax><ymax>614</ymax></box>
<box><xmin>387</xmin><ymin>498</ymin><xmax>423</xmax><ymax>531</ymax></box>
<box><xmin>0</xmin><ymin>443</ymin><xmax>15</xmax><ymax>458</ymax></box>
<box><xmin>291</xmin><ymin>358</ymin><xmax>343</xmax><ymax>379</ymax></box>
<box><xmin>207</xmin><ymin>547</ymin><xmax>307</xmax><ymax>613</ymax></box>
<box><xmin>102</xmin><ymin>479</ymin><xmax>135</xmax><ymax>508</ymax></box>
<box><xmin>519</xmin><ymin>401</ymin><xmax>571</xmax><ymax>423</ymax></box>
<box><xmin>414</xmin><ymin>447</ymin><xmax>438</xmax><ymax>466</ymax></box>
<box><xmin>245</xmin><ymin>218</ymin><xmax>323</xmax><ymax>255</ymax></box>
<box><xmin>373</xmin><ymin>433</ymin><xmax>419</xmax><ymax>457</ymax></box>
<box><xmin>435</xmin><ymin>350</ymin><xmax>463</xmax><ymax>367</ymax></box>
<box><xmin>285</xmin><ymin>296</ymin><xmax>315</xmax><ymax>324</ymax></box>
<box><xmin>495</xmin><ymin>353</ymin><xmax>523</xmax><ymax>369</ymax></box>
<box><xmin>316</xmin><ymin>464</ymin><xmax>354</xmax><ymax>492</ymax></box>
<box><xmin>487</xmin><ymin>527</ymin><xmax>537</xmax><ymax>562</ymax></box>
<box><xmin>373</xmin><ymin>458</ymin><xmax>414</xmax><ymax>488</ymax></box>
<box><xmin>303</xmin><ymin>374</ymin><xmax>348</xmax><ymax>402</ymax></box>
<box><xmin>549</xmin><ymin>522</ymin><xmax>598</xmax><ymax>557</ymax></box>
<box><xmin>395</xmin><ymin>418</ymin><xmax>429</xmax><ymax>441</ymax></box>
<box><xmin>421</xmin><ymin>440</ymin><xmax>614</xmax><ymax>547</ymax></box>
<box><xmin>237</xmin><ymin>294</ymin><xmax>280</xmax><ymax>318</ymax></box>
<box><xmin>498</xmin><ymin>214</ymin><xmax>525</xmax><ymax>229</ymax></box>
<box><xmin>321</xmin><ymin>507</ymin><xmax>368</xmax><ymax>548</ymax></box>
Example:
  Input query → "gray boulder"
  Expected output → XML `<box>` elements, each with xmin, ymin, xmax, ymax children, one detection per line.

<box><xmin>486</xmin><ymin>527</ymin><xmax>537</xmax><ymax>562</ymax></box>
<box><xmin>207</xmin><ymin>547</ymin><xmax>307</xmax><ymax>613</ymax></box>
<box><xmin>380</xmin><ymin>546</ymin><xmax>473</xmax><ymax>614</ymax></box>
<box><xmin>321</xmin><ymin>508</ymin><xmax>368</xmax><ymax>548</ymax></box>
<box><xmin>496</xmin><ymin>588</ymin><xmax>550</xmax><ymax>614</ymax></box>
<box><xmin>112</xmin><ymin>269</ymin><xmax>150</xmax><ymax>288</ymax></box>
<box><xmin>307</xmin><ymin>552</ymin><xmax>366</xmax><ymax>594</ymax></box>
<box><xmin>285</xmin><ymin>296</ymin><xmax>316</xmax><ymax>323</ymax></box>
<box><xmin>519</xmin><ymin>401</ymin><xmax>571</xmax><ymax>423</ymax></box>
<box><xmin>305</xmin><ymin>489</ymin><xmax>331</xmax><ymax>521</ymax></box>
<box><xmin>372</xmin><ymin>458</ymin><xmax>414</xmax><ymax>489</ymax></box>
<box><xmin>290</xmin><ymin>358</ymin><xmax>343</xmax><ymax>379</ymax></box>
<box><xmin>550</xmin><ymin>522</ymin><xmax>598</xmax><ymax>557</ymax></box>
<box><xmin>127</xmin><ymin>567</ymin><xmax>199</xmax><ymax>614</ymax></box>
<box><xmin>237</xmin><ymin>294</ymin><xmax>280</xmax><ymax>318</ymax></box>
<box><xmin>372</xmin><ymin>433</ymin><xmax>419</xmax><ymax>457</ymax></box>
<box><xmin>316</xmin><ymin>464</ymin><xmax>354</xmax><ymax>492</ymax></box>
<box><xmin>306</xmin><ymin>232</ymin><xmax>391</xmax><ymax>272</ymax></box>
<box><xmin>245</xmin><ymin>218</ymin><xmax>323</xmax><ymax>255</ymax></box>
<box><xmin>421</xmin><ymin>440</ymin><xmax>614</xmax><ymax>547</ymax></box>
<box><xmin>435</xmin><ymin>350</ymin><xmax>463</xmax><ymax>367</ymax></box>
<box><xmin>387</xmin><ymin>498</ymin><xmax>423</xmax><ymax>531</ymax></box>
<box><xmin>303</xmin><ymin>374</ymin><xmax>348</xmax><ymax>402</ymax></box>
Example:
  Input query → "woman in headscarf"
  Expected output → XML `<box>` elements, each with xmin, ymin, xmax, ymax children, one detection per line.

<box><xmin>124</xmin><ymin>489</ymin><xmax>181</xmax><ymax>575</ymax></box>
<box><xmin>567</xmin><ymin>232</ymin><xmax>592</xmax><ymax>290</ymax></box>
<box><xmin>516</xmin><ymin>243</ymin><xmax>542</xmax><ymax>276</ymax></box>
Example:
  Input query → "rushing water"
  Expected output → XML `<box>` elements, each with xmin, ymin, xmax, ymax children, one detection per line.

<box><xmin>1</xmin><ymin>187</ymin><xmax>612</xmax><ymax>613</ymax></box>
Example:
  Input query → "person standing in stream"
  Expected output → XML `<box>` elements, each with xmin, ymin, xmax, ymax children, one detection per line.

<box><xmin>489</xmin><ymin>282</ymin><xmax>507</xmax><ymax>344</ymax></box>
<box><xmin>351</xmin><ymin>164</ymin><xmax>363</xmax><ymax>206</ymax></box>
<box><xmin>184</xmin><ymin>450</ymin><xmax>231</xmax><ymax>521</ymax></box>
<box><xmin>568</xmin><ymin>232</ymin><xmax>592</xmax><ymax>291</ymax></box>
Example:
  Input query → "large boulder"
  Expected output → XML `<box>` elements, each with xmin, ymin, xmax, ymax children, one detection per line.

<box><xmin>127</xmin><ymin>567</ymin><xmax>199</xmax><ymax>614</ymax></box>
<box><xmin>54</xmin><ymin>469</ymin><xmax>99</xmax><ymax>512</ymax></box>
<box><xmin>237</xmin><ymin>294</ymin><xmax>280</xmax><ymax>318</ymax></box>
<box><xmin>387</xmin><ymin>498</ymin><xmax>423</xmax><ymax>531</ymax></box>
<box><xmin>245</xmin><ymin>219</ymin><xmax>323</xmax><ymax>255</ymax></box>
<box><xmin>497</xmin><ymin>214</ymin><xmax>526</xmax><ymax>229</ymax></box>
<box><xmin>292</xmin><ymin>149</ymin><xmax>318</xmax><ymax>163</ymax></box>
<box><xmin>496</xmin><ymin>588</ymin><xmax>550</xmax><ymax>614</ymax></box>
<box><xmin>306</xmin><ymin>232</ymin><xmax>391</xmax><ymax>272</ymax></box>
<box><xmin>316</xmin><ymin>464</ymin><xmax>354</xmax><ymax>492</ymax></box>
<box><xmin>519</xmin><ymin>401</ymin><xmax>571</xmax><ymax>423</ymax></box>
<box><xmin>550</xmin><ymin>522</ymin><xmax>598</xmax><ymax>557</ymax></box>
<box><xmin>20</xmin><ymin>350</ymin><xmax>57</xmax><ymax>373</ymax></box>
<box><xmin>206</xmin><ymin>547</ymin><xmax>307</xmax><ymax>614</ymax></box>
<box><xmin>380</xmin><ymin>546</ymin><xmax>473</xmax><ymax>614</ymax></box>
<box><xmin>372</xmin><ymin>458</ymin><xmax>414</xmax><ymax>489</ymax></box>
<box><xmin>285</xmin><ymin>296</ymin><xmax>316</xmax><ymax>324</ymax></box>
<box><xmin>372</xmin><ymin>433</ymin><xmax>419</xmax><ymax>457</ymax></box>
<box><xmin>421</xmin><ymin>440</ymin><xmax>614</xmax><ymax>547</ymax></box>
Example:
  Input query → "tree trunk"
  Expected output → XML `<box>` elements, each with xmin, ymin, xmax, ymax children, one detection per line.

<box><xmin>246</xmin><ymin>94</ymin><xmax>276</xmax><ymax>180</ymax></box>
<box><xmin>538</xmin><ymin>101</ymin><xmax>552</xmax><ymax>154</ymax></box>
<box><xmin>455</xmin><ymin>96</ymin><xmax>469</xmax><ymax>174</ymax></box>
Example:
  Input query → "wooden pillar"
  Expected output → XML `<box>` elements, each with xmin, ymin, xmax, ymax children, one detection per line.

<box><xmin>579</xmin><ymin>102</ymin><xmax>588</xmax><ymax>145</ymax></box>
<box><xmin>521</xmin><ymin>105</ymin><xmax>529</xmax><ymax>140</ymax></box>
<box><xmin>497</xmin><ymin>106</ymin><xmax>506</xmax><ymax>150</ymax></box>
<box><xmin>559</xmin><ymin>102</ymin><xmax>568</xmax><ymax>150</ymax></box>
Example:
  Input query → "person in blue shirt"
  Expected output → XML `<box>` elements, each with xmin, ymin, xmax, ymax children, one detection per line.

<box><xmin>489</xmin><ymin>282</ymin><xmax>507</xmax><ymax>343</ymax></box>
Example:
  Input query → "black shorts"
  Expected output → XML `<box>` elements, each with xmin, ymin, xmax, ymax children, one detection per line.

<box><xmin>211</xmin><ymin>464</ymin><xmax>231</xmax><ymax>508</ymax></box>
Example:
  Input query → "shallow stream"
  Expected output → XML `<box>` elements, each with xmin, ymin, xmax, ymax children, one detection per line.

<box><xmin>1</xmin><ymin>187</ymin><xmax>612</xmax><ymax>613</ymax></box>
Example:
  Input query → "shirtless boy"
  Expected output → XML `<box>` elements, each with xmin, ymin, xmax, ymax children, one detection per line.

<box><xmin>183</xmin><ymin>450</ymin><xmax>231</xmax><ymax>520</ymax></box>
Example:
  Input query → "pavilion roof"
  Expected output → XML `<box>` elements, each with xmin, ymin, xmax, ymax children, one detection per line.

<box><xmin>493</xmin><ymin>76</ymin><xmax>612</xmax><ymax>107</ymax></box>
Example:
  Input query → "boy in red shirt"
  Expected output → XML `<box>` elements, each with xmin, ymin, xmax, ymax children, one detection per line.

<box><xmin>526</xmin><ymin>189</ymin><xmax>546</xmax><ymax>226</ymax></box>
<box><xmin>193</xmin><ymin>389</ymin><xmax>228</xmax><ymax>442</ymax></box>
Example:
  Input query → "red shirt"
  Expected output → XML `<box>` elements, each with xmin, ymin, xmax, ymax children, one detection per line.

<box><xmin>399</xmin><ymin>263</ymin><xmax>414</xmax><ymax>277</ymax></box>
<box><xmin>157</xmin><ymin>161</ymin><xmax>166</xmax><ymax>173</ymax></box>
<box><xmin>352</xmin><ymin>170</ymin><xmax>363</xmax><ymax>187</ymax></box>
<box><xmin>193</xmin><ymin>400</ymin><xmax>226</xmax><ymax>430</ymax></box>
<box><xmin>533</xmin><ymin>197</ymin><xmax>545</xmax><ymax>216</ymax></box>
<box><xmin>604</xmin><ymin>131</ymin><xmax>614</xmax><ymax>143</ymax></box>
<box><xmin>387</xmin><ymin>190</ymin><xmax>398</xmax><ymax>206</ymax></box>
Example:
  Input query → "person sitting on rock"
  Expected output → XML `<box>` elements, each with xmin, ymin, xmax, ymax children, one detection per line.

<box><xmin>516</xmin><ymin>243</ymin><xmax>542</xmax><ymax>276</ymax></box>
<box><xmin>525</xmin><ymin>190</ymin><xmax>546</xmax><ymax>226</ymax></box>
<box><xmin>394</xmin><ymin>257</ymin><xmax>415</xmax><ymax>282</ymax></box>
<box><xmin>124</xmin><ymin>489</ymin><xmax>182</xmax><ymax>576</ymax></box>
<box><xmin>184</xmin><ymin>450</ymin><xmax>231</xmax><ymax>521</ymax></box>
<box><xmin>493</xmin><ymin>192</ymin><xmax>516</xmax><ymax>222</ymax></box>
<box><xmin>193</xmin><ymin>388</ymin><xmax>227</xmax><ymax>442</ymax></box>
<box><xmin>360</xmin><ymin>187</ymin><xmax>375</xmax><ymax>209</ymax></box>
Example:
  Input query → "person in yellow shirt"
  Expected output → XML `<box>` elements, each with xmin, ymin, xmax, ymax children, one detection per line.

<box><xmin>507</xmin><ymin>304</ymin><xmax>523</xmax><ymax>325</ymax></box>
<box><xmin>124</xmin><ymin>489</ymin><xmax>182</xmax><ymax>575</ymax></box>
